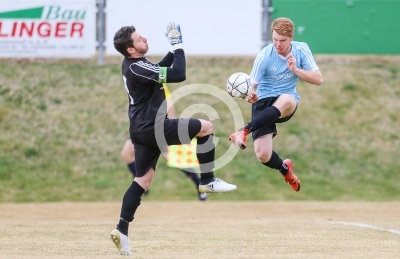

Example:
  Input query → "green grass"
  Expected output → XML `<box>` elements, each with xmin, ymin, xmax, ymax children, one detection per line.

<box><xmin>0</xmin><ymin>55</ymin><xmax>399</xmax><ymax>202</ymax></box>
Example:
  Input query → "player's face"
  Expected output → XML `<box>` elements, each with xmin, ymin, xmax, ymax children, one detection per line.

<box><xmin>130</xmin><ymin>31</ymin><xmax>149</xmax><ymax>55</ymax></box>
<box><xmin>272</xmin><ymin>30</ymin><xmax>292</xmax><ymax>56</ymax></box>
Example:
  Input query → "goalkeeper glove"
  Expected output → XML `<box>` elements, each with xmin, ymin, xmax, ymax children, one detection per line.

<box><xmin>165</xmin><ymin>22</ymin><xmax>183</xmax><ymax>50</ymax></box>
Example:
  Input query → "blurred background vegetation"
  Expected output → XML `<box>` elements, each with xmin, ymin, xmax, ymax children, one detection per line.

<box><xmin>0</xmin><ymin>55</ymin><xmax>399</xmax><ymax>202</ymax></box>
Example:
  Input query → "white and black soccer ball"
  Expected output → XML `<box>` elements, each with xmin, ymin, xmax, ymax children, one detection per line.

<box><xmin>226</xmin><ymin>72</ymin><xmax>252</xmax><ymax>99</ymax></box>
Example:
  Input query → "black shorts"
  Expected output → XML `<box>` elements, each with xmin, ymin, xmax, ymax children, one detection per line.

<box><xmin>251</xmin><ymin>97</ymin><xmax>297</xmax><ymax>141</ymax></box>
<box><xmin>130</xmin><ymin>118</ymin><xmax>201</xmax><ymax>177</ymax></box>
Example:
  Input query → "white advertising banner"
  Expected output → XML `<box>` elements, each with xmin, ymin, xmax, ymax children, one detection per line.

<box><xmin>0</xmin><ymin>0</ymin><xmax>96</xmax><ymax>58</ymax></box>
<box><xmin>106</xmin><ymin>0</ymin><xmax>262</xmax><ymax>56</ymax></box>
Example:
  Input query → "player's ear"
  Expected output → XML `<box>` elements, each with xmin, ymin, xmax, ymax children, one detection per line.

<box><xmin>127</xmin><ymin>47</ymin><xmax>135</xmax><ymax>56</ymax></box>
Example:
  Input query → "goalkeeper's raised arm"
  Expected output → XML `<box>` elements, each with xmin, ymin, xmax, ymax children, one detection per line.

<box><xmin>158</xmin><ymin>22</ymin><xmax>186</xmax><ymax>83</ymax></box>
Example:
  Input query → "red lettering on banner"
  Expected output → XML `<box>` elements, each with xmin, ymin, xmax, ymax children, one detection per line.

<box><xmin>11</xmin><ymin>23</ymin><xmax>17</xmax><ymax>36</ymax></box>
<box><xmin>0</xmin><ymin>21</ymin><xmax>85</xmax><ymax>38</ymax></box>
<box><xmin>70</xmin><ymin>22</ymin><xmax>83</xmax><ymax>37</ymax></box>
<box><xmin>55</xmin><ymin>22</ymin><xmax>67</xmax><ymax>37</ymax></box>
<box><xmin>0</xmin><ymin>23</ymin><xmax>7</xmax><ymax>37</ymax></box>
<box><xmin>38</xmin><ymin>22</ymin><xmax>51</xmax><ymax>37</ymax></box>
<box><xmin>20</xmin><ymin>22</ymin><xmax>34</xmax><ymax>37</ymax></box>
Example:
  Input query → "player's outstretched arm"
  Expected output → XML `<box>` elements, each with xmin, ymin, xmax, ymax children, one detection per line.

<box><xmin>158</xmin><ymin>23</ymin><xmax>186</xmax><ymax>83</ymax></box>
<box><xmin>159</xmin><ymin>22</ymin><xmax>183</xmax><ymax>67</ymax></box>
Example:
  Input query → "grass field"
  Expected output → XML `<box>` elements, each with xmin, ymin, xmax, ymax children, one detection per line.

<box><xmin>0</xmin><ymin>201</ymin><xmax>399</xmax><ymax>258</ymax></box>
<box><xmin>0</xmin><ymin>55</ymin><xmax>400</xmax><ymax>202</ymax></box>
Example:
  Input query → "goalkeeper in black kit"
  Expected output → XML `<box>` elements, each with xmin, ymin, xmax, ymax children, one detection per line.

<box><xmin>109</xmin><ymin>23</ymin><xmax>237</xmax><ymax>256</ymax></box>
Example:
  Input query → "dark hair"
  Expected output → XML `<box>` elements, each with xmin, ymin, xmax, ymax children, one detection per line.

<box><xmin>113</xmin><ymin>26</ymin><xmax>136</xmax><ymax>57</ymax></box>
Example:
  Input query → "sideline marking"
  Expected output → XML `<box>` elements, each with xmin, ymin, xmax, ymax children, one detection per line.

<box><xmin>328</xmin><ymin>220</ymin><xmax>400</xmax><ymax>236</ymax></box>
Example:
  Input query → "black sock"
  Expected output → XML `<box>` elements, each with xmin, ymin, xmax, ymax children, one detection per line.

<box><xmin>117</xmin><ymin>181</ymin><xmax>145</xmax><ymax>235</ymax></box>
<box><xmin>180</xmin><ymin>168</ymin><xmax>200</xmax><ymax>187</ymax></box>
<box><xmin>127</xmin><ymin>162</ymin><xmax>136</xmax><ymax>177</ymax></box>
<box><xmin>245</xmin><ymin>106</ymin><xmax>281</xmax><ymax>132</ymax></box>
<box><xmin>261</xmin><ymin>151</ymin><xmax>288</xmax><ymax>174</ymax></box>
<box><xmin>117</xmin><ymin>217</ymin><xmax>129</xmax><ymax>236</ymax></box>
<box><xmin>196</xmin><ymin>134</ymin><xmax>215</xmax><ymax>184</ymax></box>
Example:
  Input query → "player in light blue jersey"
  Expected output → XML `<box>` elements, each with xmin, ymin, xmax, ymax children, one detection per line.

<box><xmin>229</xmin><ymin>17</ymin><xmax>323</xmax><ymax>192</ymax></box>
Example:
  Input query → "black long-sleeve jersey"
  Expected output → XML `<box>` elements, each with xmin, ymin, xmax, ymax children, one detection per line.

<box><xmin>121</xmin><ymin>49</ymin><xmax>186</xmax><ymax>132</ymax></box>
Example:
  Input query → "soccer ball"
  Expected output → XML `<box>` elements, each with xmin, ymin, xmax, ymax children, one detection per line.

<box><xmin>226</xmin><ymin>72</ymin><xmax>252</xmax><ymax>99</ymax></box>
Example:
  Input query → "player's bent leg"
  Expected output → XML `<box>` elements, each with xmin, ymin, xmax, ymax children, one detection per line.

<box><xmin>134</xmin><ymin>168</ymin><xmax>154</xmax><ymax>192</ymax></box>
<box><xmin>194</xmin><ymin>119</ymin><xmax>213</xmax><ymax>137</ymax></box>
<box><xmin>229</xmin><ymin>96</ymin><xmax>293</xmax><ymax>150</ymax></box>
<box><xmin>255</xmin><ymin>135</ymin><xmax>300</xmax><ymax>192</ymax></box>
<box><xmin>194</xmin><ymin>119</ymin><xmax>237</xmax><ymax>193</ymax></box>
<box><xmin>254</xmin><ymin>134</ymin><xmax>273</xmax><ymax>163</ymax></box>
<box><xmin>272</xmin><ymin>94</ymin><xmax>297</xmax><ymax>118</ymax></box>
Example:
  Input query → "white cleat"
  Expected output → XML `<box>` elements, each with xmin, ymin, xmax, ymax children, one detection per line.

<box><xmin>109</xmin><ymin>228</ymin><xmax>132</xmax><ymax>256</ymax></box>
<box><xmin>198</xmin><ymin>178</ymin><xmax>237</xmax><ymax>193</ymax></box>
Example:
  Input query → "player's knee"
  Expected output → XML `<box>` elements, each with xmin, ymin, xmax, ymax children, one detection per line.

<box><xmin>198</xmin><ymin>120</ymin><xmax>213</xmax><ymax>136</ymax></box>
<box><xmin>135</xmin><ymin>169</ymin><xmax>154</xmax><ymax>190</ymax></box>
<box><xmin>274</xmin><ymin>100</ymin><xmax>296</xmax><ymax>117</ymax></box>
<box><xmin>255</xmin><ymin>150</ymin><xmax>272</xmax><ymax>163</ymax></box>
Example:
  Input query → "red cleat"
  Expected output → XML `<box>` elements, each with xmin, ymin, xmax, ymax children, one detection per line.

<box><xmin>283</xmin><ymin>159</ymin><xmax>301</xmax><ymax>192</ymax></box>
<box><xmin>229</xmin><ymin>128</ymin><xmax>249</xmax><ymax>150</ymax></box>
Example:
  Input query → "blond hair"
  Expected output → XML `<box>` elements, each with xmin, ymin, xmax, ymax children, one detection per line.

<box><xmin>271</xmin><ymin>17</ymin><xmax>294</xmax><ymax>37</ymax></box>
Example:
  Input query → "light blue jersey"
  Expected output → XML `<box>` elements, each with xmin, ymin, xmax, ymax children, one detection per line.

<box><xmin>249</xmin><ymin>41</ymin><xmax>319</xmax><ymax>103</ymax></box>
